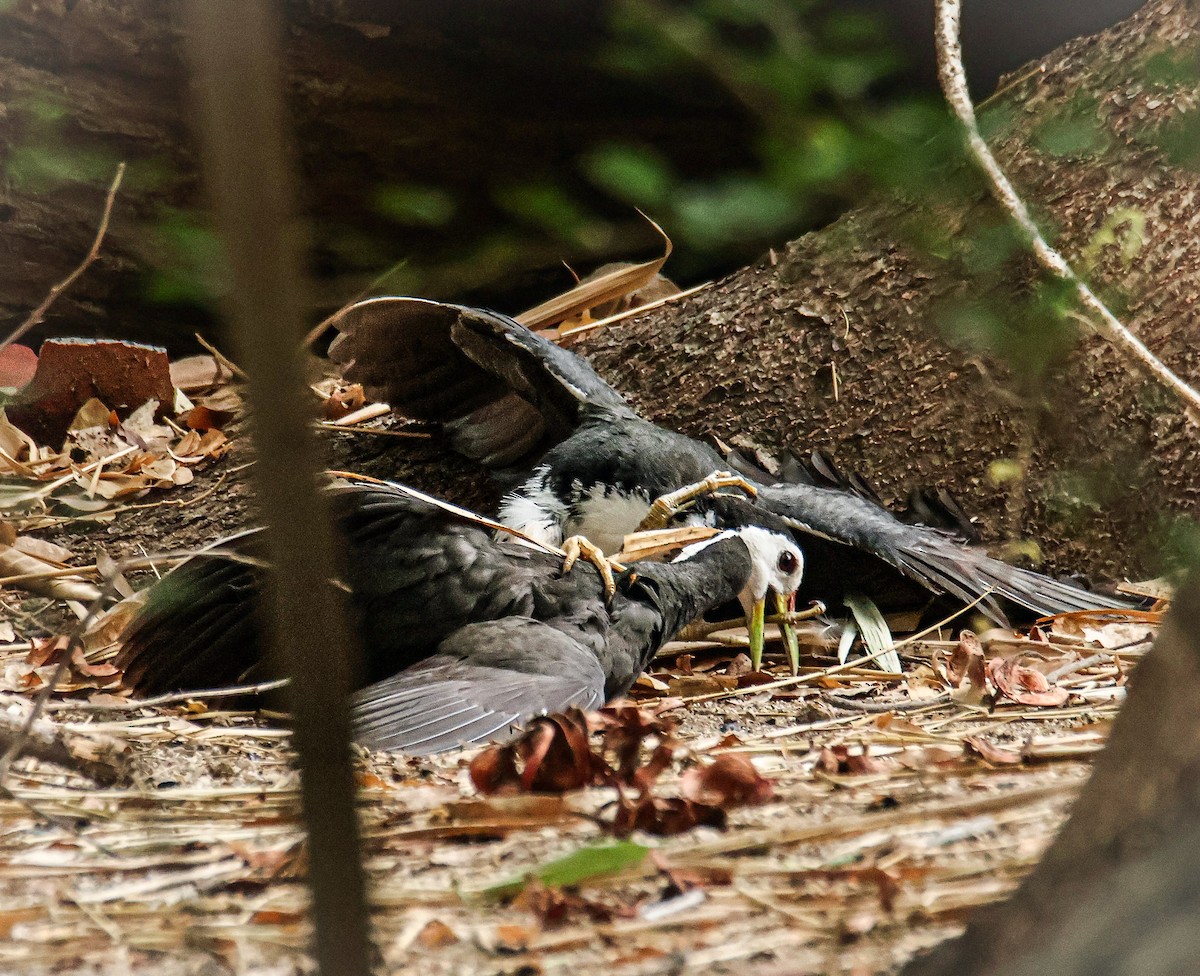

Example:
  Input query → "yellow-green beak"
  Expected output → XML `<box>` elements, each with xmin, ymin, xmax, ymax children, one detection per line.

<box><xmin>748</xmin><ymin>595</ymin><xmax>766</xmax><ymax>671</ymax></box>
<box><xmin>776</xmin><ymin>591</ymin><xmax>800</xmax><ymax>675</ymax></box>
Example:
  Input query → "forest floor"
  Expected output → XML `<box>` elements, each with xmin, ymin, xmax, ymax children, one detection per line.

<box><xmin>0</xmin><ymin>415</ymin><xmax>1152</xmax><ymax>976</ymax></box>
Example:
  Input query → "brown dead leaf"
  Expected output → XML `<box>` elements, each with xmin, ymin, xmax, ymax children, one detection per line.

<box><xmin>517</xmin><ymin>220</ymin><xmax>673</xmax><ymax>332</ymax></box>
<box><xmin>817</xmin><ymin>745</ymin><xmax>888</xmax><ymax>775</ymax></box>
<box><xmin>680</xmin><ymin>754</ymin><xmax>774</xmax><ymax>807</ymax></box>
<box><xmin>416</xmin><ymin>919</ymin><xmax>459</xmax><ymax>949</ymax></box>
<box><xmin>180</xmin><ymin>405</ymin><xmax>234</xmax><ymax>431</ymax></box>
<box><xmin>963</xmin><ymin>736</ymin><xmax>1024</xmax><ymax>765</ymax></box>
<box><xmin>70</xmin><ymin>642</ymin><xmax>119</xmax><ymax>679</ymax></box>
<box><xmin>987</xmin><ymin>657</ymin><xmax>1069</xmax><ymax>707</ymax></box>
<box><xmin>668</xmin><ymin>673</ymin><xmax>738</xmax><ymax>697</ymax></box>
<box><xmin>322</xmin><ymin>382</ymin><xmax>366</xmax><ymax>421</ymax></box>
<box><xmin>248</xmin><ymin>909</ymin><xmax>306</xmax><ymax>926</ymax></box>
<box><xmin>947</xmin><ymin>631</ymin><xmax>985</xmax><ymax>687</ymax></box>
<box><xmin>470</xmin><ymin>709</ymin><xmax>604</xmax><ymax>795</ymax></box>
<box><xmin>612</xmin><ymin>794</ymin><xmax>726</xmax><ymax>837</ymax></box>
<box><xmin>515</xmin><ymin>880</ymin><xmax>624</xmax><ymax>928</ymax></box>
<box><xmin>27</xmin><ymin>634</ymin><xmax>69</xmax><ymax>668</ymax></box>
<box><xmin>651</xmin><ymin>855</ymin><xmax>733</xmax><ymax>895</ymax></box>
<box><xmin>0</xmin><ymin>906</ymin><xmax>45</xmax><ymax>939</ymax></box>
<box><xmin>170</xmin><ymin>354</ymin><xmax>226</xmax><ymax>392</ymax></box>
<box><xmin>228</xmin><ymin>841</ymin><xmax>306</xmax><ymax>880</ymax></box>
<box><xmin>490</xmin><ymin>923</ymin><xmax>535</xmax><ymax>954</ymax></box>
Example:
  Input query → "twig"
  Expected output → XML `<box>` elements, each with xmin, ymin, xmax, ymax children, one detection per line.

<box><xmin>194</xmin><ymin>333</ymin><xmax>249</xmax><ymax>382</ymax></box>
<box><xmin>676</xmin><ymin>603</ymin><xmax>826</xmax><ymax>642</ymax></box>
<box><xmin>0</xmin><ymin>162</ymin><xmax>126</xmax><ymax>353</ymax></box>
<box><xmin>46</xmin><ymin>678</ymin><xmax>290</xmax><ymax>712</ymax></box>
<box><xmin>673</xmin><ymin>590</ymin><xmax>995</xmax><ymax>706</ymax></box>
<box><xmin>303</xmin><ymin>258</ymin><xmax>411</xmax><ymax>348</ymax></box>
<box><xmin>1045</xmin><ymin>652</ymin><xmax>1111</xmax><ymax>684</ymax></box>
<box><xmin>934</xmin><ymin>0</ymin><xmax>1200</xmax><ymax>418</ymax></box>
<box><xmin>181</xmin><ymin>5</ymin><xmax>373</xmax><ymax>972</ymax></box>
<box><xmin>0</xmin><ymin>549</ymin><xmax>137</xmax><ymax>797</ymax></box>
<box><xmin>822</xmin><ymin>691</ymin><xmax>953</xmax><ymax>714</ymax></box>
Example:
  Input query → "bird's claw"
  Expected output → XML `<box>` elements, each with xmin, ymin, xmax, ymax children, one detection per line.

<box><xmin>638</xmin><ymin>470</ymin><xmax>758</xmax><ymax>531</ymax></box>
<box><xmin>561</xmin><ymin>536</ymin><xmax>626</xmax><ymax>602</ymax></box>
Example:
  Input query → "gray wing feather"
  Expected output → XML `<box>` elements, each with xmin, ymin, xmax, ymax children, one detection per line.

<box><xmin>757</xmin><ymin>483</ymin><xmax>1133</xmax><ymax>620</ymax></box>
<box><xmin>352</xmin><ymin>618</ymin><xmax>607</xmax><ymax>755</ymax></box>
<box><xmin>328</xmin><ymin>296</ymin><xmax>627</xmax><ymax>470</ymax></box>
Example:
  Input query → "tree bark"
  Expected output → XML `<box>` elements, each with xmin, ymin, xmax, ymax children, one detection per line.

<box><xmin>0</xmin><ymin>0</ymin><xmax>755</xmax><ymax>347</ymax></box>
<box><xmin>579</xmin><ymin>0</ymin><xmax>1200</xmax><ymax>583</ymax></box>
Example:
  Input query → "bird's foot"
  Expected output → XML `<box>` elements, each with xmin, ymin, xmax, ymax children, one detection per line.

<box><xmin>638</xmin><ymin>471</ymin><xmax>758</xmax><ymax>531</ymax></box>
<box><xmin>561</xmin><ymin>535</ymin><xmax>627</xmax><ymax>601</ymax></box>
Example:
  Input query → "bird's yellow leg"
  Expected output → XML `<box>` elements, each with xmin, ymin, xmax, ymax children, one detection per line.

<box><xmin>638</xmin><ymin>471</ymin><xmax>758</xmax><ymax>531</ymax></box>
<box><xmin>561</xmin><ymin>535</ymin><xmax>626</xmax><ymax>601</ymax></box>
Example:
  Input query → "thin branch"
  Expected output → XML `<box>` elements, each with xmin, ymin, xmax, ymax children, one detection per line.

<box><xmin>0</xmin><ymin>163</ymin><xmax>126</xmax><ymax>353</ymax></box>
<box><xmin>193</xmin><ymin>332</ymin><xmax>249</xmax><ymax>381</ymax></box>
<box><xmin>181</xmin><ymin>4</ymin><xmax>373</xmax><ymax>972</ymax></box>
<box><xmin>933</xmin><ymin>0</ymin><xmax>1200</xmax><ymax>418</ymax></box>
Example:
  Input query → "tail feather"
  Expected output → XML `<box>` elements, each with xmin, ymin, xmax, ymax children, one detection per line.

<box><xmin>116</xmin><ymin>544</ymin><xmax>267</xmax><ymax>696</ymax></box>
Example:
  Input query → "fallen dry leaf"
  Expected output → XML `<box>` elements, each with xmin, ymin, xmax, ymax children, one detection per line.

<box><xmin>964</xmin><ymin>736</ymin><xmax>1024</xmax><ymax>766</ymax></box>
<box><xmin>987</xmin><ymin>657</ymin><xmax>1069</xmax><ymax>707</ymax></box>
<box><xmin>818</xmin><ymin>745</ymin><xmax>889</xmax><ymax>775</ymax></box>
<box><xmin>416</xmin><ymin>919</ymin><xmax>458</xmax><ymax>949</ymax></box>
<box><xmin>680</xmin><ymin>754</ymin><xmax>774</xmax><ymax>807</ymax></box>
<box><xmin>612</xmin><ymin>794</ymin><xmax>726</xmax><ymax>837</ymax></box>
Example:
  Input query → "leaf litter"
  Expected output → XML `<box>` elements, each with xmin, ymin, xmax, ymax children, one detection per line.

<box><xmin>0</xmin><ymin>272</ymin><xmax>1162</xmax><ymax>974</ymax></box>
<box><xmin>0</xmin><ymin>513</ymin><xmax>1152</xmax><ymax>976</ymax></box>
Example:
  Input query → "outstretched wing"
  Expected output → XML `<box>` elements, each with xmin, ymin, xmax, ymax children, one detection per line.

<box><xmin>352</xmin><ymin>618</ymin><xmax>606</xmax><ymax>755</ymax></box>
<box><xmin>117</xmin><ymin>480</ymin><xmax>566</xmax><ymax>695</ymax></box>
<box><xmin>328</xmin><ymin>297</ymin><xmax>630</xmax><ymax>470</ymax></box>
<box><xmin>745</xmin><ymin>485</ymin><xmax>1134</xmax><ymax>623</ymax></box>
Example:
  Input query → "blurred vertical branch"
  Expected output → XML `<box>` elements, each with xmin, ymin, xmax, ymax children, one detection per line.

<box><xmin>180</xmin><ymin>3</ymin><xmax>373</xmax><ymax>974</ymax></box>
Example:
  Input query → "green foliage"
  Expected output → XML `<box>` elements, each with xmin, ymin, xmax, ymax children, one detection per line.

<box><xmin>935</xmin><ymin>274</ymin><xmax>1081</xmax><ymax>388</ymax></box>
<box><xmin>4</xmin><ymin>93</ymin><xmax>120</xmax><ymax>192</ymax></box>
<box><xmin>375</xmin><ymin>184</ymin><xmax>457</xmax><ymax>227</ymax></box>
<box><xmin>1032</xmin><ymin>96</ymin><xmax>1111</xmax><ymax>158</ymax></box>
<box><xmin>588</xmin><ymin>0</ymin><xmax>953</xmax><ymax>255</ymax></box>
<box><xmin>143</xmin><ymin>209</ymin><xmax>227</xmax><ymax>308</ymax></box>
<box><xmin>1149</xmin><ymin>108</ymin><xmax>1200</xmax><ymax>171</ymax></box>
<box><xmin>495</xmin><ymin>182</ymin><xmax>612</xmax><ymax>250</ymax></box>
<box><xmin>1079</xmin><ymin>208</ymin><xmax>1146</xmax><ymax>273</ymax></box>
<box><xmin>1140</xmin><ymin>49</ymin><xmax>1200</xmax><ymax>88</ymax></box>
<box><xmin>1149</xmin><ymin>516</ymin><xmax>1200</xmax><ymax>578</ymax></box>
<box><xmin>482</xmin><ymin>841</ymin><xmax>650</xmax><ymax>901</ymax></box>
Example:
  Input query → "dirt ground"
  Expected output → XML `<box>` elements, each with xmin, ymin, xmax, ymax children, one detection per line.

<box><xmin>0</xmin><ymin>430</ymin><xmax>1142</xmax><ymax>976</ymax></box>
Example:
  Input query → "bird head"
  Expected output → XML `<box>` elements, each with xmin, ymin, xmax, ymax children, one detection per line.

<box><xmin>731</xmin><ymin>526</ymin><xmax>805</xmax><ymax>673</ymax></box>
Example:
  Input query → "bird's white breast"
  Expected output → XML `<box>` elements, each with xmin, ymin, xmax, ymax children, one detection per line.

<box><xmin>569</xmin><ymin>484</ymin><xmax>652</xmax><ymax>554</ymax></box>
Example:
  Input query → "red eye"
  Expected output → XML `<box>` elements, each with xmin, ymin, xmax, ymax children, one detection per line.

<box><xmin>777</xmin><ymin>551</ymin><xmax>799</xmax><ymax>574</ymax></box>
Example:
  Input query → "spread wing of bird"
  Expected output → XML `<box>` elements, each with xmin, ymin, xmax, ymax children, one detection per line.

<box><xmin>352</xmin><ymin>618</ymin><xmax>606</xmax><ymax>755</ymax></box>
<box><xmin>328</xmin><ymin>297</ymin><xmax>629</xmax><ymax>470</ymax></box>
<box><xmin>750</xmin><ymin>484</ymin><xmax>1132</xmax><ymax>622</ymax></box>
<box><xmin>117</xmin><ymin>481</ymin><xmax>576</xmax><ymax>695</ymax></box>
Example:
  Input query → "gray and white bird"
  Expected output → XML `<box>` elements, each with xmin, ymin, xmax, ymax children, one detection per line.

<box><xmin>116</xmin><ymin>479</ymin><xmax>804</xmax><ymax>755</ymax></box>
<box><xmin>328</xmin><ymin>296</ymin><xmax>1132</xmax><ymax>628</ymax></box>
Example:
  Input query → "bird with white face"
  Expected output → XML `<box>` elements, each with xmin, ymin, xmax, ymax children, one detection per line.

<box><xmin>117</xmin><ymin>480</ymin><xmax>806</xmax><ymax>755</ymax></box>
<box><xmin>677</xmin><ymin>526</ymin><xmax>805</xmax><ymax>673</ymax></box>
